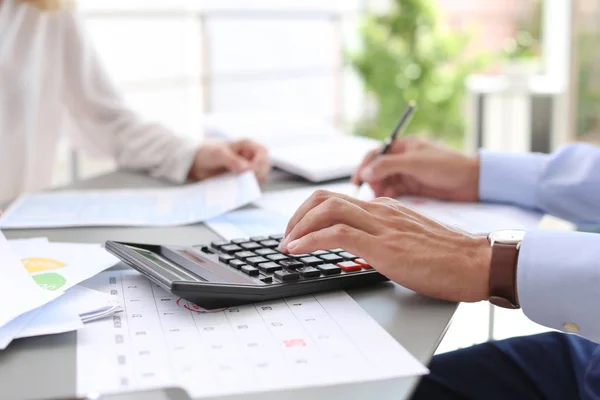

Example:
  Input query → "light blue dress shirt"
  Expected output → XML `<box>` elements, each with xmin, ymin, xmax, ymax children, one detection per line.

<box><xmin>479</xmin><ymin>143</ymin><xmax>600</xmax><ymax>343</ymax></box>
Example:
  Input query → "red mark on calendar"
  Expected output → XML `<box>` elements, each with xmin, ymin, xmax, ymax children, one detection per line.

<box><xmin>284</xmin><ymin>338</ymin><xmax>307</xmax><ymax>348</ymax></box>
<box><xmin>176</xmin><ymin>298</ymin><xmax>228</xmax><ymax>313</ymax></box>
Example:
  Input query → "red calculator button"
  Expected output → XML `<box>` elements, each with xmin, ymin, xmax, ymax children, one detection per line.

<box><xmin>336</xmin><ymin>261</ymin><xmax>362</xmax><ymax>272</ymax></box>
<box><xmin>355</xmin><ymin>258</ymin><xmax>372</xmax><ymax>269</ymax></box>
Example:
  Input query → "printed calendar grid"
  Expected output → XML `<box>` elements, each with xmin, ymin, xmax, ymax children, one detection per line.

<box><xmin>77</xmin><ymin>270</ymin><xmax>427</xmax><ymax>398</ymax></box>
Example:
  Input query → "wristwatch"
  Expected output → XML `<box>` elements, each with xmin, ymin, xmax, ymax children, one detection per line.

<box><xmin>487</xmin><ymin>229</ymin><xmax>526</xmax><ymax>309</ymax></box>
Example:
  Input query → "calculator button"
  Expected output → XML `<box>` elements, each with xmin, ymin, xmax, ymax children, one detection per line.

<box><xmin>279</xmin><ymin>259</ymin><xmax>303</xmax><ymax>269</ymax></box>
<box><xmin>200</xmin><ymin>246</ymin><xmax>215</xmax><ymax>254</ymax></box>
<box><xmin>260</xmin><ymin>240</ymin><xmax>280</xmax><ymax>248</ymax></box>
<box><xmin>329</xmin><ymin>248</ymin><xmax>345</xmax><ymax>253</ymax></box>
<box><xmin>316</xmin><ymin>263</ymin><xmax>342</xmax><ymax>275</ymax></box>
<box><xmin>259</xmin><ymin>275</ymin><xmax>273</xmax><ymax>283</ymax></box>
<box><xmin>231</xmin><ymin>238</ymin><xmax>250</xmax><ymax>244</ymax></box>
<box><xmin>241</xmin><ymin>265</ymin><xmax>259</xmax><ymax>276</ymax></box>
<box><xmin>339</xmin><ymin>251</ymin><xmax>357</xmax><ymax>260</ymax></box>
<box><xmin>246</xmin><ymin>256</ymin><xmax>269</xmax><ymax>266</ymax></box>
<box><xmin>229</xmin><ymin>259</ymin><xmax>246</xmax><ymax>270</ymax></box>
<box><xmin>274</xmin><ymin>269</ymin><xmax>300</xmax><ymax>282</ymax></box>
<box><xmin>296</xmin><ymin>266</ymin><xmax>321</xmax><ymax>278</ymax></box>
<box><xmin>234</xmin><ymin>251</ymin><xmax>256</xmax><ymax>260</ymax></box>
<box><xmin>211</xmin><ymin>240</ymin><xmax>230</xmax><ymax>249</ymax></box>
<box><xmin>218</xmin><ymin>254</ymin><xmax>235</xmax><ymax>263</ymax></box>
<box><xmin>311</xmin><ymin>250</ymin><xmax>329</xmax><ymax>256</ymax></box>
<box><xmin>257</xmin><ymin>262</ymin><xmax>283</xmax><ymax>273</ymax></box>
<box><xmin>250</xmin><ymin>236</ymin><xmax>269</xmax><ymax>242</ymax></box>
<box><xmin>267</xmin><ymin>253</ymin><xmax>289</xmax><ymax>262</ymax></box>
<box><xmin>355</xmin><ymin>258</ymin><xmax>372</xmax><ymax>269</ymax></box>
<box><xmin>269</xmin><ymin>234</ymin><xmax>285</xmax><ymax>240</ymax></box>
<box><xmin>290</xmin><ymin>253</ymin><xmax>311</xmax><ymax>259</ymax></box>
<box><xmin>241</xmin><ymin>242</ymin><xmax>262</xmax><ymax>250</ymax></box>
<box><xmin>337</xmin><ymin>261</ymin><xmax>362</xmax><ymax>272</ymax></box>
<box><xmin>319</xmin><ymin>253</ymin><xmax>343</xmax><ymax>263</ymax></box>
<box><xmin>299</xmin><ymin>256</ymin><xmax>322</xmax><ymax>266</ymax></box>
<box><xmin>221</xmin><ymin>244</ymin><xmax>243</xmax><ymax>254</ymax></box>
<box><xmin>255</xmin><ymin>248</ymin><xmax>277</xmax><ymax>256</ymax></box>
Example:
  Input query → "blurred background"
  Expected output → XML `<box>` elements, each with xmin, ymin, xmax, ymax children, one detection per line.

<box><xmin>54</xmin><ymin>0</ymin><xmax>599</xmax><ymax>352</ymax></box>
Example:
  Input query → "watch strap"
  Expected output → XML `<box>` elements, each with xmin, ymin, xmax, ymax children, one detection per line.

<box><xmin>489</xmin><ymin>243</ymin><xmax>520</xmax><ymax>309</ymax></box>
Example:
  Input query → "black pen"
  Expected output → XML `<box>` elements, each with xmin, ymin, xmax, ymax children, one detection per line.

<box><xmin>354</xmin><ymin>101</ymin><xmax>416</xmax><ymax>195</ymax></box>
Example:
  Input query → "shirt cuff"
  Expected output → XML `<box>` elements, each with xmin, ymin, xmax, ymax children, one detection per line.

<box><xmin>518</xmin><ymin>230</ymin><xmax>600</xmax><ymax>343</ymax></box>
<box><xmin>479</xmin><ymin>150</ymin><xmax>549</xmax><ymax>209</ymax></box>
<box><xmin>153</xmin><ymin>139</ymin><xmax>199</xmax><ymax>184</ymax></box>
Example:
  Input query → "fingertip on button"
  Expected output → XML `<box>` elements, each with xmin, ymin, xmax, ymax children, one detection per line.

<box><xmin>278</xmin><ymin>239</ymin><xmax>288</xmax><ymax>252</ymax></box>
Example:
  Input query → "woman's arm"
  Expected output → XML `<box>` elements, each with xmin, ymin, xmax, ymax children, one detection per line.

<box><xmin>59</xmin><ymin>9</ymin><xmax>198</xmax><ymax>183</ymax></box>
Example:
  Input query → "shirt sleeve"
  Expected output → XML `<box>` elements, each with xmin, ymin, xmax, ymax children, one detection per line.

<box><xmin>479</xmin><ymin>143</ymin><xmax>600</xmax><ymax>226</ymax></box>
<box><xmin>59</xmin><ymin>9</ymin><xmax>199</xmax><ymax>183</ymax></box>
<box><xmin>479</xmin><ymin>143</ymin><xmax>600</xmax><ymax>342</ymax></box>
<box><xmin>518</xmin><ymin>230</ymin><xmax>600</xmax><ymax>343</ymax></box>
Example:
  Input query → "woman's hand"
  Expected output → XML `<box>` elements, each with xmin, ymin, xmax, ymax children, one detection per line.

<box><xmin>279</xmin><ymin>190</ymin><xmax>491</xmax><ymax>303</ymax></box>
<box><xmin>188</xmin><ymin>139</ymin><xmax>271</xmax><ymax>183</ymax></box>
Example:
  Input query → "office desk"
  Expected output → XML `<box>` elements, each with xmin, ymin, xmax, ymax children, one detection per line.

<box><xmin>0</xmin><ymin>171</ymin><xmax>457</xmax><ymax>400</ymax></box>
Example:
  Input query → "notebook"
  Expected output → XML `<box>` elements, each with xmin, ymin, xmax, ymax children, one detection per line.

<box><xmin>203</xmin><ymin>112</ymin><xmax>380</xmax><ymax>182</ymax></box>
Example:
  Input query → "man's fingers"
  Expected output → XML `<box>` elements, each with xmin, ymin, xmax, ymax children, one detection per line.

<box><xmin>353</xmin><ymin>137</ymin><xmax>423</xmax><ymax>184</ymax></box>
<box><xmin>285</xmin><ymin>224</ymin><xmax>377</xmax><ymax>259</ymax></box>
<box><xmin>352</xmin><ymin>148</ymin><xmax>380</xmax><ymax>185</ymax></box>
<box><xmin>283</xmin><ymin>190</ymin><xmax>370</xmax><ymax>238</ymax></box>
<box><xmin>360</xmin><ymin>153</ymin><xmax>418</xmax><ymax>182</ymax></box>
<box><xmin>281</xmin><ymin>197</ymin><xmax>379</xmax><ymax>251</ymax></box>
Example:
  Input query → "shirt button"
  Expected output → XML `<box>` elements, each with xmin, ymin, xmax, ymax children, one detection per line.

<box><xmin>563</xmin><ymin>322</ymin><xmax>580</xmax><ymax>333</ymax></box>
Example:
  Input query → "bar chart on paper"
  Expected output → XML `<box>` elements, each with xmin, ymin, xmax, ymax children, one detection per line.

<box><xmin>77</xmin><ymin>270</ymin><xmax>427</xmax><ymax>398</ymax></box>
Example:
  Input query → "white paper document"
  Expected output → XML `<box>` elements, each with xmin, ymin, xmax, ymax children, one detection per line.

<box><xmin>0</xmin><ymin>232</ymin><xmax>60</xmax><ymax>332</ymax></box>
<box><xmin>204</xmin><ymin>112</ymin><xmax>381</xmax><ymax>182</ymax></box>
<box><xmin>77</xmin><ymin>270</ymin><xmax>427</xmax><ymax>398</ymax></box>
<box><xmin>11</xmin><ymin>240</ymin><xmax>119</xmax><ymax>293</ymax></box>
<box><xmin>0</xmin><ymin>172</ymin><xmax>261</xmax><ymax>229</ymax></box>
<box><xmin>254</xmin><ymin>182</ymin><xmax>372</xmax><ymax>218</ymax></box>
<box><xmin>255</xmin><ymin>183</ymin><xmax>543</xmax><ymax>233</ymax></box>
<box><xmin>401</xmin><ymin>197</ymin><xmax>544</xmax><ymax>233</ymax></box>
<box><xmin>0</xmin><ymin>308</ymin><xmax>42</xmax><ymax>350</ymax></box>
<box><xmin>16</xmin><ymin>293</ymin><xmax>84</xmax><ymax>339</ymax></box>
<box><xmin>17</xmin><ymin>286</ymin><xmax>120</xmax><ymax>339</ymax></box>
<box><xmin>205</xmin><ymin>209</ymin><xmax>289</xmax><ymax>241</ymax></box>
<box><xmin>0</xmin><ymin>239</ymin><xmax>120</xmax><ymax>348</ymax></box>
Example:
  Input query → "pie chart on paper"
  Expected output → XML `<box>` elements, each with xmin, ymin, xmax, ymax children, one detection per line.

<box><xmin>21</xmin><ymin>257</ymin><xmax>68</xmax><ymax>291</ymax></box>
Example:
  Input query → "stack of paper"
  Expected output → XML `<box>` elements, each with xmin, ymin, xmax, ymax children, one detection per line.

<box><xmin>15</xmin><ymin>286</ymin><xmax>119</xmax><ymax>340</ymax></box>
<box><xmin>253</xmin><ymin>183</ymin><xmax>544</xmax><ymax>233</ymax></box>
<box><xmin>0</xmin><ymin>235</ymin><xmax>121</xmax><ymax>349</ymax></box>
<box><xmin>0</xmin><ymin>171</ymin><xmax>261</xmax><ymax>229</ymax></box>
<box><xmin>203</xmin><ymin>112</ymin><xmax>381</xmax><ymax>182</ymax></box>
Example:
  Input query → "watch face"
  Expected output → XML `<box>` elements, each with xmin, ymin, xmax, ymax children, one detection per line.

<box><xmin>488</xmin><ymin>229</ymin><xmax>526</xmax><ymax>245</ymax></box>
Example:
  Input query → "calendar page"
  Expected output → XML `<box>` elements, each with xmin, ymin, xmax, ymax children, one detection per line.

<box><xmin>77</xmin><ymin>270</ymin><xmax>427</xmax><ymax>398</ymax></box>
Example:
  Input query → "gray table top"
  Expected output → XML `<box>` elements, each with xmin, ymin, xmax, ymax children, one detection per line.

<box><xmin>0</xmin><ymin>170</ymin><xmax>457</xmax><ymax>400</ymax></box>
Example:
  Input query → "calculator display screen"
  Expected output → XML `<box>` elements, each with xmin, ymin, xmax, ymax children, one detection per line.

<box><xmin>125</xmin><ymin>245</ymin><xmax>205</xmax><ymax>282</ymax></box>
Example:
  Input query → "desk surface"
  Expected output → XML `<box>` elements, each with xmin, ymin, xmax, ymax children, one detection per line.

<box><xmin>0</xmin><ymin>171</ymin><xmax>457</xmax><ymax>400</ymax></box>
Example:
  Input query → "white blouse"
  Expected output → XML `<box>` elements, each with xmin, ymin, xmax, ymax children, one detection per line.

<box><xmin>0</xmin><ymin>0</ymin><xmax>199</xmax><ymax>202</ymax></box>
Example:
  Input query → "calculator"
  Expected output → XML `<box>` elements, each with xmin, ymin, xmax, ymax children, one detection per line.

<box><xmin>105</xmin><ymin>234</ymin><xmax>388</xmax><ymax>309</ymax></box>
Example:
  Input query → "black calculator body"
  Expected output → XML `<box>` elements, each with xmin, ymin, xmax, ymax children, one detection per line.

<box><xmin>105</xmin><ymin>234</ymin><xmax>388</xmax><ymax>309</ymax></box>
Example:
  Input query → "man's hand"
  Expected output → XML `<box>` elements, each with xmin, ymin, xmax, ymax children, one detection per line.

<box><xmin>352</xmin><ymin>137</ymin><xmax>480</xmax><ymax>202</ymax></box>
<box><xmin>279</xmin><ymin>191</ymin><xmax>491</xmax><ymax>303</ymax></box>
<box><xmin>188</xmin><ymin>139</ymin><xmax>271</xmax><ymax>183</ymax></box>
